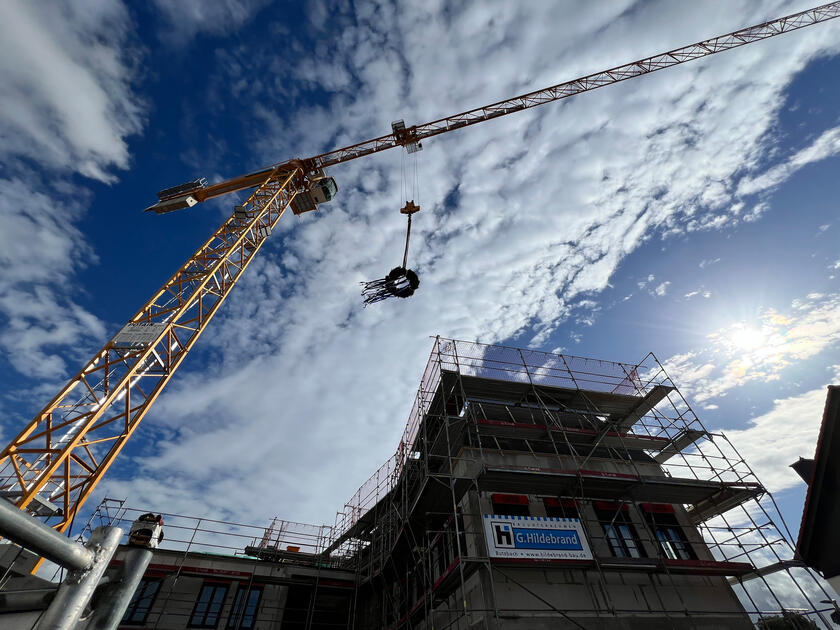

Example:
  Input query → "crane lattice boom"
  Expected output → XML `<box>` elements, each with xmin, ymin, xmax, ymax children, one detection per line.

<box><xmin>185</xmin><ymin>1</ymin><xmax>840</xmax><ymax>206</ymax></box>
<box><xmin>1</xmin><ymin>2</ymin><xmax>838</xmax><ymax>539</ymax></box>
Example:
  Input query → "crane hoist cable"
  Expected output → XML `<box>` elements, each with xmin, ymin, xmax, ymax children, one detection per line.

<box><xmin>361</xmin><ymin>149</ymin><xmax>422</xmax><ymax>305</ymax></box>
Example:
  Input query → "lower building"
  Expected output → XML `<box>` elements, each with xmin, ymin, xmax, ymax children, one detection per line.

<box><xmin>109</xmin><ymin>545</ymin><xmax>354</xmax><ymax>628</ymax></box>
<box><xmin>79</xmin><ymin>338</ymin><xmax>836</xmax><ymax>628</ymax></box>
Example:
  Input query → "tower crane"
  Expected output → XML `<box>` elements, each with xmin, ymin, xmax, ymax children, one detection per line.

<box><xmin>1</xmin><ymin>2</ymin><xmax>838</xmax><ymax>543</ymax></box>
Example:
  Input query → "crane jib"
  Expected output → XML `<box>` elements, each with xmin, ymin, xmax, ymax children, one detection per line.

<box><xmin>283</xmin><ymin>1</ymin><xmax>840</xmax><ymax>181</ymax></box>
<box><xmin>147</xmin><ymin>1</ymin><xmax>840</xmax><ymax>210</ymax></box>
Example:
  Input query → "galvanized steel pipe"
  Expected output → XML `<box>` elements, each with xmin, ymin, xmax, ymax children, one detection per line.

<box><xmin>0</xmin><ymin>497</ymin><xmax>94</xmax><ymax>571</ymax></box>
<box><xmin>84</xmin><ymin>545</ymin><xmax>153</xmax><ymax>630</ymax></box>
<box><xmin>35</xmin><ymin>526</ymin><xmax>123</xmax><ymax>630</ymax></box>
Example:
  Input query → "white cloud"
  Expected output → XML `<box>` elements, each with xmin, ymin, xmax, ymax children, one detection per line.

<box><xmin>0</xmin><ymin>2</ymin><xmax>144</xmax><ymax>379</ymax></box>
<box><xmin>0</xmin><ymin>1</ymin><xmax>144</xmax><ymax>181</ymax></box>
<box><xmin>152</xmin><ymin>0</ymin><xmax>271</xmax><ymax>42</ymax></box>
<box><xmin>638</xmin><ymin>274</ymin><xmax>656</xmax><ymax>289</ymax></box>
<box><xmin>683</xmin><ymin>288</ymin><xmax>711</xmax><ymax>300</ymax></box>
<box><xmin>699</xmin><ymin>258</ymin><xmax>721</xmax><ymax>269</ymax></box>
<box><xmin>726</xmin><ymin>383</ymin><xmax>833</xmax><ymax>493</ymax></box>
<box><xmin>737</xmin><ymin>125</ymin><xmax>840</xmax><ymax>197</ymax></box>
<box><xmin>653</xmin><ymin>281</ymin><xmax>670</xmax><ymax>297</ymax></box>
<box><xmin>0</xmin><ymin>176</ymin><xmax>109</xmax><ymax>379</ymax></box>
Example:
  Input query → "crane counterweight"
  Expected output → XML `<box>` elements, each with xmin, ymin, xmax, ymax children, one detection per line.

<box><xmin>144</xmin><ymin>193</ymin><xmax>199</xmax><ymax>214</ymax></box>
<box><xmin>156</xmin><ymin>177</ymin><xmax>207</xmax><ymax>200</ymax></box>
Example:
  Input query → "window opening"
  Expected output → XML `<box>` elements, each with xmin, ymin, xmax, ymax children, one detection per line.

<box><xmin>543</xmin><ymin>498</ymin><xmax>579</xmax><ymax>519</ymax></box>
<box><xmin>122</xmin><ymin>577</ymin><xmax>161</xmax><ymax>624</ymax></box>
<box><xmin>227</xmin><ymin>585</ymin><xmax>262</xmax><ymax>629</ymax></box>
<box><xmin>642</xmin><ymin>505</ymin><xmax>696</xmax><ymax>561</ymax></box>
<box><xmin>437</xmin><ymin>534</ymin><xmax>450</xmax><ymax>577</ymax></box>
<box><xmin>456</xmin><ymin>513</ymin><xmax>468</xmax><ymax>558</ymax></box>
<box><xmin>595</xmin><ymin>503</ymin><xmax>646</xmax><ymax>558</ymax></box>
<box><xmin>190</xmin><ymin>582</ymin><xmax>229</xmax><ymax>628</ymax></box>
<box><xmin>491</xmin><ymin>493</ymin><xmax>530</xmax><ymax>517</ymax></box>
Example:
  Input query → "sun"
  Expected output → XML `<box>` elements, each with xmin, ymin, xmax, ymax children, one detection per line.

<box><xmin>729</xmin><ymin>324</ymin><xmax>767</xmax><ymax>351</ymax></box>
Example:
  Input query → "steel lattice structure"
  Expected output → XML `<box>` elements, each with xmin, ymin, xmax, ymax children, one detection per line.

<box><xmin>1</xmin><ymin>2</ymin><xmax>839</xmax><ymax>540</ymax></box>
<box><xmin>0</xmin><ymin>167</ymin><xmax>300</xmax><ymax>529</ymax></box>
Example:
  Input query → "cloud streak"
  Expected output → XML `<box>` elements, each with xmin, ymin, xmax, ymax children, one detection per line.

<box><xmin>0</xmin><ymin>1</ymin><xmax>144</xmax><ymax>181</ymax></box>
<box><xmin>737</xmin><ymin>125</ymin><xmax>840</xmax><ymax>197</ymax></box>
<box><xmin>663</xmin><ymin>292</ymin><xmax>840</xmax><ymax>405</ymax></box>
<box><xmin>152</xmin><ymin>0</ymin><xmax>270</xmax><ymax>43</ymax></box>
<box><xmin>0</xmin><ymin>2</ymin><xmax>144</xmax><ymax>381</ymax></box>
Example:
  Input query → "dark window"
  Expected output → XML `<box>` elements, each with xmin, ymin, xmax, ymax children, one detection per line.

<box><xmin>491</xmin><ymin>493</ymin><xmax>530</xmax><ymax>517</ymax></box>
<box><xmin>456</xmin><ymin>514</ymin><xmax>467</xmax><ymax>558</ymax></box>
<box><xmin>642</xmin><ymin>508</ymin><xmax>697</xmax><ymax>560</ymax></box>
<box><xmin>190</xmin><ymin>582</ymin><xmax>229</xmax><ymax>628</ymax></box>
<box><xmin>227</xmin><ymin>586</ymin><xmax>262</xmax><ymax>629</ymax></box>
<box><xmin>595</xmin><ymin>504</ymin><xmax>646</xmax><ymax>558</ymax></box>
<box><xmin>122</xmin><ymin>577</ymin><xmax>161</xmax><ymax>624</ymax></box>
<box><xmin>543</xmin><ymin>498</ymin><xmax>579</xmax><ymax>519</ymax></box>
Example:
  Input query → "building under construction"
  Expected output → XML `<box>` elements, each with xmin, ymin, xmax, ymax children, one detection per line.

<box><xmin>33</xmin><ymin>337</ymin><xmax>833</xmax><ymax>629</ymax></box>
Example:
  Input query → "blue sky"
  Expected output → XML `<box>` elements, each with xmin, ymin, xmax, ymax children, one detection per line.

<box><xmin>1</xmin><ymin>0</ymin><xmax>840</xmax><ymax>562</ymax></box>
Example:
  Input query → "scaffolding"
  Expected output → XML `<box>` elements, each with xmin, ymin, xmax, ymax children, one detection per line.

<box><xmin>74</xmin><ymin>499</ymin><xmax>336</xmax><ymax>565</ymax></box>
<box><xmin>323</xmin><ymin>337</ymin><xmax>837</xmax><ymax>628</ymax></box>
<box><xmin>55</xmin><ymin>337</ymin><xmax>838</xmax><ymax>628</ymax></box>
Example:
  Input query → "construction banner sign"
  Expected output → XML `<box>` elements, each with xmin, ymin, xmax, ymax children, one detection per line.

<box><xmin>482</xmin><ymin>515</ymin><xmax>592</xmax><ymax>560</ymax></box>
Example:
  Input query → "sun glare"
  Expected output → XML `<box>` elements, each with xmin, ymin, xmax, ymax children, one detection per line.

<box><xmin>729</xmin><ymin>325</ymin><xmax>766</xmax><ymax>351</ymax></box>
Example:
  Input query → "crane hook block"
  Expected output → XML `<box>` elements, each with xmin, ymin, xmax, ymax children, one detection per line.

<box><xmin>400</xmin><ymin>201</ymin><xmax>420</xmax><ymax>215</ymax></box>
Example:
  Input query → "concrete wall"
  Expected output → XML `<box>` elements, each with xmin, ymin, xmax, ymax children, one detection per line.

<box><xmin>429</xmin><ymin>444</ymin><xmax>754</xmax><ymax>629</ymax></box>
<box><xmin>104</xmin><ymin>546</ymin><xmax>354</xmax><ymax>629</ymax></box>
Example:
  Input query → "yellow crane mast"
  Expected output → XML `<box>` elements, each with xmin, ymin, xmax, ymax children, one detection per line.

<box><xmin>1</xmin><ymin>2</ymin><xmax>838</xmax><ymax>539</ymax></box>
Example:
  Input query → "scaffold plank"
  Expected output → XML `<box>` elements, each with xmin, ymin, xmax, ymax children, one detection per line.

<box><xmin>609</xmin><ymin>384</ymin><xmax>674</xmax><ymax>432</ymax></box>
